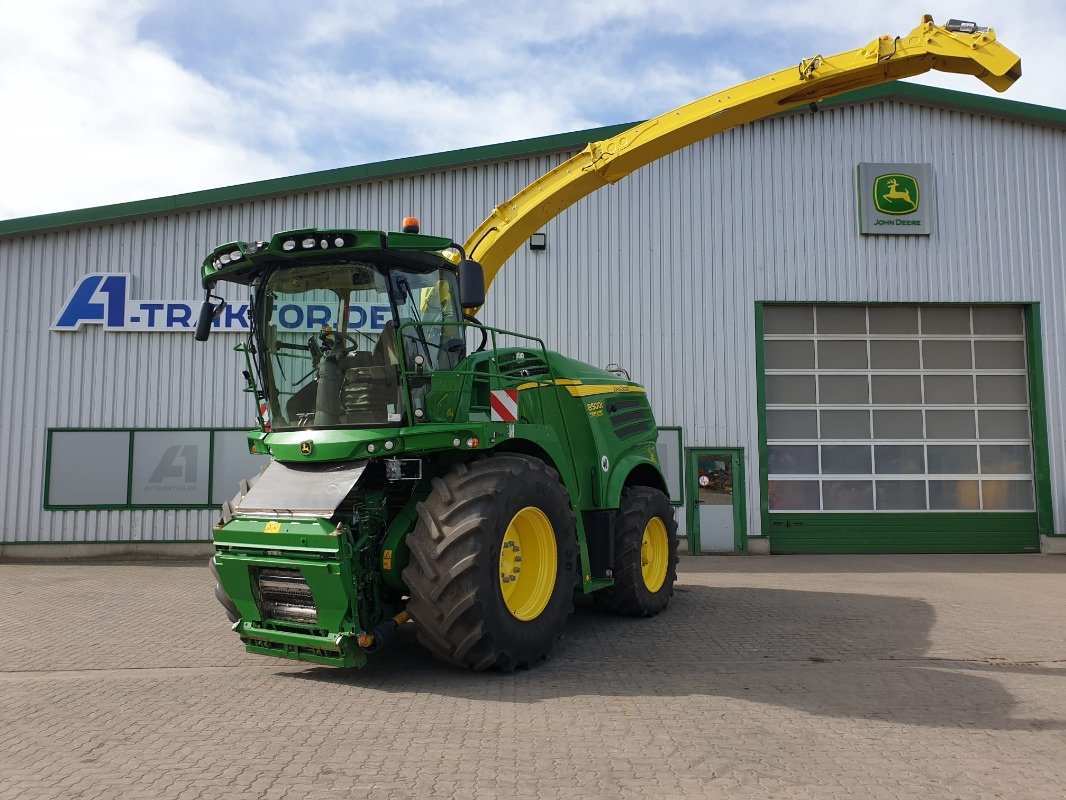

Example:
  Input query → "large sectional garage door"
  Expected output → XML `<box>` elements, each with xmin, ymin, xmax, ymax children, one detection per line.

<box><xmin>759</xmin><ymin>304</ymin><xmax>1043</xmax><ymax>553</ymax></box>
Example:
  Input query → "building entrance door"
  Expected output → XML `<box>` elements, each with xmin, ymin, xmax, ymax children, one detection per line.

<box><xmin>686</xmin><ymin>449</ymin><xmax>746</xmax><ymax>553</ymax></box>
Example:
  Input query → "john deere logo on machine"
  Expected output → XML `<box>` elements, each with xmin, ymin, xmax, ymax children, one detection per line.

<box><xmin>873</xmin><ymin>174</ymin><xmax>919</xmax><ymax>215</ymax></box>
<box><xmin>300</xmin><ymin>441</ymin><xmax>313</xmax><ymax>456</ymax></box>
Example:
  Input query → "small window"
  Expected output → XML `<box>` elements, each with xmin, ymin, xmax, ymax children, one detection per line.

<box><xmin>819</xmin><ymin>375</ymin><xmax>869</xmax><ymax>404</ymax></box>
<box><xmin>929</xmin><ymin>480</ymin><xmax>980</xmax><ymax>510</ymax></box>
<box><xmin>816</xmin><ymin>306</ymin><xmax>866</xmax><ymax>334</ymax></box>
<box><xmin>922</xmin><ymin>340</ymin><xmax>973</xmax><ymax>369</ymax></box>
<box><xmin>870</xmin><ymin>340</ymin><xmax>920</xmax><ymax>370</ymax></box>
<box><xmin>871</xmin><ymin>375</ymin><xmax>922</xmax><ymax>404</ymax></box>
<box><xmin>974</xmin><ymin>340</ymin><xmax>1026</xmax><ymax>370</ymax></box>
<box><xmin>972</xmin><ymin>306</ymin><xmax>1023</xmax><ymax>335</ymax></box>
<box><xmin>876</xmin><ymin>480</ymin><xmax>926</xmax><ymax>510</ymax></box>
<box><xmin>766</xmin><ymin>375</ymin><xmax>816</xmax><ymax>404</ymax></box>
<box><xmin>923</xmin><ymin>375</ymin><xmax>974</xmax><ymax>404</ymax></box>
<box><xmin>765</xmin><ymin>340</ymin><xmax>815</xmax><ymax>369</ymax></box>
<box><xmin>925</xmin><ymin>410</ymin><xmax>976</xmax><ymax>439</ymax></box>
<box><xmin>873</xmin><ymin>410</ymin><xmax>923</xmax><ymax>439</ymax></box>
<box><xmin>980</xmin><ymin>445</ymin><xmax>1032</xmax><ymax>475</ymax></box>
<box><xmin>821</xmin><ymin>445</ymin><xmax>872</xmax><ymax>474</ymax></box>
<box><xmin>764</xmin><ymin>305</ymin><xmax>814</xmax><ymax>334</ymax></box>
<box><xmin>874</xmin><ymin>445</ymin><xmax>925</xmax><ymax>474</ymax></box>
<box><xmin>822</xmin><ymin>480</ymin><xmax>873</xmax><ymax>510</ymax></box>
<box><xmin>768</xmin><ymin>445</ymin><xmax>819</xmax><ymax>474</ymax></box>
<box><xmin>927</xmin><ymin>445</ymin><xmax>978</xmax><ymax>474</ymax></box>
<box><xmin>982</xmin><ymin>480</ymin><xmax>1034</xmax><ymax>510</ymax></box>
<box><xmin>769</xmin><ymin>480</ymin><xmax>820</xmax><ymax>510</ymax></box>
<box><xmin>977</xmin><ymin>410</ymin><xmax>1030</xmax><ymax>440</ymax></box>
<box><xmin>817</xmin><ymin>340</ymin><xmax>868</xmax><ymax>370</ymax></box>
<box><xmin>767</xmin><ymin>410</ymin><xmax>817</xmax><ymax>439</ymax></box>
<box><xmin>820</xmin><ymin>410</ymin><xmax>870</xmax><ymax>439</ymax></box>
<box><xmin>921</xmin><ymin>306</ymin><xmax>971</xmax><ymax>335</ymax></box>
<box><xmin>976</xmin><ymin>375</ymin><xmax>1027</xmax><ymax>405</ymax></box>
<box><xmin>868</xmin><ymin>305</ymin><xmax>919</xmax><ymax>334</ymax></box>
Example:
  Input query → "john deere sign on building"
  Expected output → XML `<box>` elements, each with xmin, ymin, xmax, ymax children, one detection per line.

<box><xmin>858</xmin><ymin>162</ymin><xmax>935</xmax><ymax>235</ymax></box>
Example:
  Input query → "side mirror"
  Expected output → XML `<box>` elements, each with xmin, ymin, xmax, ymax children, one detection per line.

<box><xmin>458</xmin><ymin>259</ymin><xmax>486</xmax><ymax>309</ymax></box>
<box><xmin>194</xmin><ymin>296</ymin><xmax>226</xmax><ymax>341</ymax></box>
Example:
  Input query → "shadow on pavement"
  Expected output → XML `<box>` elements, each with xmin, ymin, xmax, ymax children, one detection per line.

<box><xmin>287</xmin><ymin>584</ymin><xmax>1065</xmax><ymax>732</ymax></box>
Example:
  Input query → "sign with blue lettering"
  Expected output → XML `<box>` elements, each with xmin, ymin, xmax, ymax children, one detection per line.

<box><xmin>52</xmin><ymin>274</ymin><xmax>390</xmax><ymax>334</ymax></box>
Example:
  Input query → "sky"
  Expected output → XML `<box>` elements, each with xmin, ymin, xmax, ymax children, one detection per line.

<box><xmin>0</xmin><ymin>0</ymin><xmax>1062</xmax><ymax>221</ymax></box>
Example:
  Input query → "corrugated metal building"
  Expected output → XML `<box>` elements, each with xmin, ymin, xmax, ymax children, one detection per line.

<box><xmin>1</xmin><ymin>82</ymin><xmax>1064</xmax><ymax>555</ymax></box>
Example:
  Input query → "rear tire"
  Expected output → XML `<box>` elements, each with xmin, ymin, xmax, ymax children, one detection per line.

<box><xmin>594</xmin><ymin>487</ymin><xmax>678</xmax><ymax>617</ymax></box>
<box><xmin>403</xmin><ymin>454</ymin><xmax>577</xmax><ymax>671</ymax></box>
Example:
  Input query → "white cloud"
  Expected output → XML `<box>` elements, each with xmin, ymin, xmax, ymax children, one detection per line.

<box><xmin>0</xmin><ymin>0</ymin><xmax>1060</xmax><ymax>222</ymax></box>
<box><xmin>0</xmin><ymin>0</ymin><xmax>302</xmax><ymax>219</ymax></box>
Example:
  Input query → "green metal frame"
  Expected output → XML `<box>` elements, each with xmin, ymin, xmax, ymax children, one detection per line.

<box><xmin>684</xmin><ymin>447</ymin><xmax>747</xmax><ymax>554</ymax></box>
<box><xmin>1025</xmin><ymin>304</ymin><xmax>1056</xmax><ymax>536</ymax></box>
<box><xmin>43</xmin><ymin>427</ymin><xmax>259</xmax><ymax>511</ymax></box>
<box><xmin>657</xmin><ymin>426</ymin><xmax>685</xmax><ymax>507</ymax></box>
<box><xmin>2</xmin><ymin>84</ymin><xmax>1062</xmax><ymax>238</ymax></box>
<box><xmin>754</xmin><ymin>301</ymin><xmax>1051</xmax><ymax>554</ymax></box>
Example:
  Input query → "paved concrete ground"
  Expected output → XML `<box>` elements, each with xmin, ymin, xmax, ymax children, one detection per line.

<box><xmin>1</xmin><ymin>554</ymin><xmax>1064</xmax><ymax>800</ymax></box>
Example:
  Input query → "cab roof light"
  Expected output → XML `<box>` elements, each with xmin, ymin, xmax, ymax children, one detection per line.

<box><xmin>402</xmin><ymin>216</ymin><xmax>420</xmax><ymax>234</ymax></box>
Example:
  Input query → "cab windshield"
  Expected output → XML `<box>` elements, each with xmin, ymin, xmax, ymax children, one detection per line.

<box><xmin>256</xmin><ymin>260</ymin><xmax>462</xmax><ymax>430</ymax></box>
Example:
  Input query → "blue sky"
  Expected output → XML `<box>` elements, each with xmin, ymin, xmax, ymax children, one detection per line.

<box><xmin>1</xmin><ymin>1</ymin><xmax>1062</xmax><ymax>220</ymax></box>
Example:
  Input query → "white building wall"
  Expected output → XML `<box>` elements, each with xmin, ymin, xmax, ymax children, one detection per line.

<box><xmin>0</xmin><ymin>98</ymin><xmax>1063</xmax><ymax>542</ymax></box>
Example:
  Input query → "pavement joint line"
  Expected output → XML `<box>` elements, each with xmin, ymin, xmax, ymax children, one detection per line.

<box><xmin>1</xmin><ymin>656</ymin><xmax>1063</xmax><ymax>682</ymax></box>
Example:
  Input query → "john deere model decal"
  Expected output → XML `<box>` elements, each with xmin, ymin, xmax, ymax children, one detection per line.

<box><xmin>873</xmin><ymin>174</ymin><xmax>919</xmax><ymax>215</ymax></box>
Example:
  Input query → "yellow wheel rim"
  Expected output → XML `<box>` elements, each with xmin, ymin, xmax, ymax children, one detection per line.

<box><xmin>499</xmin><ymin>506</ymin><xmax>557</xmax><ymax>621</ymax></box>
<box><xmin>640</xmin><ymin>517</ymin><xmax>669</xmax><ymax>592</ymax></box>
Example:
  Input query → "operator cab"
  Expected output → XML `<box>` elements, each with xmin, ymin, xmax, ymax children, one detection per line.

<box><xmin>196</xmin><ymin>226</ymin><xmax>486</xmax><ymax>433</ymax></box>
<box><xmin>261</xmin><ymin>254</ymin><xmax>463</xmax><ymax>430</ymax></box>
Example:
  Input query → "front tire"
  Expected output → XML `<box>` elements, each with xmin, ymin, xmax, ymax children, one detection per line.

<box><xmin>403</xmin><ymin>454</ymin><xmax>577</xmax><ymax>671</ymax></box>
<box><xmin>594</xmin><ymin>487</ymin><xmax>678</xmax><ymax>616</ymax></box>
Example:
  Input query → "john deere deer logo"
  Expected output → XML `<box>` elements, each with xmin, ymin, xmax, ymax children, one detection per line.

<box><xmin>874</xmin><ymin>174</ymin><xmax>919</xmax><ymax>215</ymax></box>
<box><xmin>300</xmin><ymin>441</ymin><xmax>313</xmax><ymax>456</ymax></box>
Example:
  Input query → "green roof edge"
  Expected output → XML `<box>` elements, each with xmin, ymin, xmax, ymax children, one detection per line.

<box><xmin>2</xmin><ymin>82</ymin><xmax>1062</xmax><ymax>238</ymax></box>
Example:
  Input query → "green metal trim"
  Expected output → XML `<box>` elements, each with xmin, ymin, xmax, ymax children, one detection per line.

<box><xmin>684</xmin><ymin>447</ymin><xmax>747</xmax><ymax>554</ymax></box>
<box><xmin>2</xmin><ymin>83</ymin><xmax>1062</xmax><ymax>239</ymax></box>
<box><xmin>0</xmin><ymin>124</ymin><xmax>634</xmax><ymax>237</ymax></box>
<box><xmin>809</xmin><ymin>82</ymin><xmax>1066</xmax><ymax>128</ymax></box>
<box><xmin>43</xmin><ymin>429</ymin><xmax>53</xmax><ymax>509</ymax></box>
<box><xmin>207</xmin><ymin>426</ymin><xmax>216</xmax><ymax>506</ymax></box>
<box><xmin>43</xmin><ymin>427</ymin><xmax>255</xmax><ymax>511</ymax></box>
<box><xmin>754</xmin><ymin>302</ymin><xmax>770</xmax><ymax>545</ymax></box>
<box><xmin>656</xmin><ymin>425</ymin><xmax>685</xmax><ymax>507</ymax></box>
<box><xmin>1025</xmin><ymin>304</ymin><xmax>1055</xmax><ymax>535</ymax></box>
<box><xmin>767</xmin><ymin>512</ymin><xmax>1039</xmax><ymax>553</ymax></box>
<box><xmin>125</xmin><ymin>429</ymin><xmax>135</xmax><ymax>506</ymax></box>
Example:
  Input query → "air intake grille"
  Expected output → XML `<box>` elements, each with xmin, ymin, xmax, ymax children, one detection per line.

<box><xmin>496</xmin><ymin>351</ymin><xmax>551</xmax><ymax>379</ymax></box>
<box><xmin>257</xmin><ymin>568</ymin><xmax>318</xmax><ymax>624</ymax></box>
<box><xmin>608</xmin><ymin>397</ymin><xmax>655</xmax><ymax>440</ymax></box>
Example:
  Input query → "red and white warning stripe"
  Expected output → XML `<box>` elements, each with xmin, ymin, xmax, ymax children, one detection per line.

<box><xmin>490</xmin><ymin>389</ymin><xmax>519</xmax><ymax>422</ymax></box>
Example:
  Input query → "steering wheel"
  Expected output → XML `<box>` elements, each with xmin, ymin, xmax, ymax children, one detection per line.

<box><xmin>321</xmin><ymin>331</ymin><xmax>361</xmax><ymax>358</ymax></box>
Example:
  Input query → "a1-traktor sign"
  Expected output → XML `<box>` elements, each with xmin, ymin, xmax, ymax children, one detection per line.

<box><xmin>857</xmin><ymin>163</ymin><xmax>935</xmax><ymax>235</ymax></box>
<box><xmin>52</xmin><ymin>273</ymin><xmax>391</xmax><ymax>334</ymax></box>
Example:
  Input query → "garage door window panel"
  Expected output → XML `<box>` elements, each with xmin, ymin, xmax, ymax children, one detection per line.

<box><xmin>764</xmin><ymin>304</ymin><xmax>1035</xmax><ymax>516</ymax></box>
